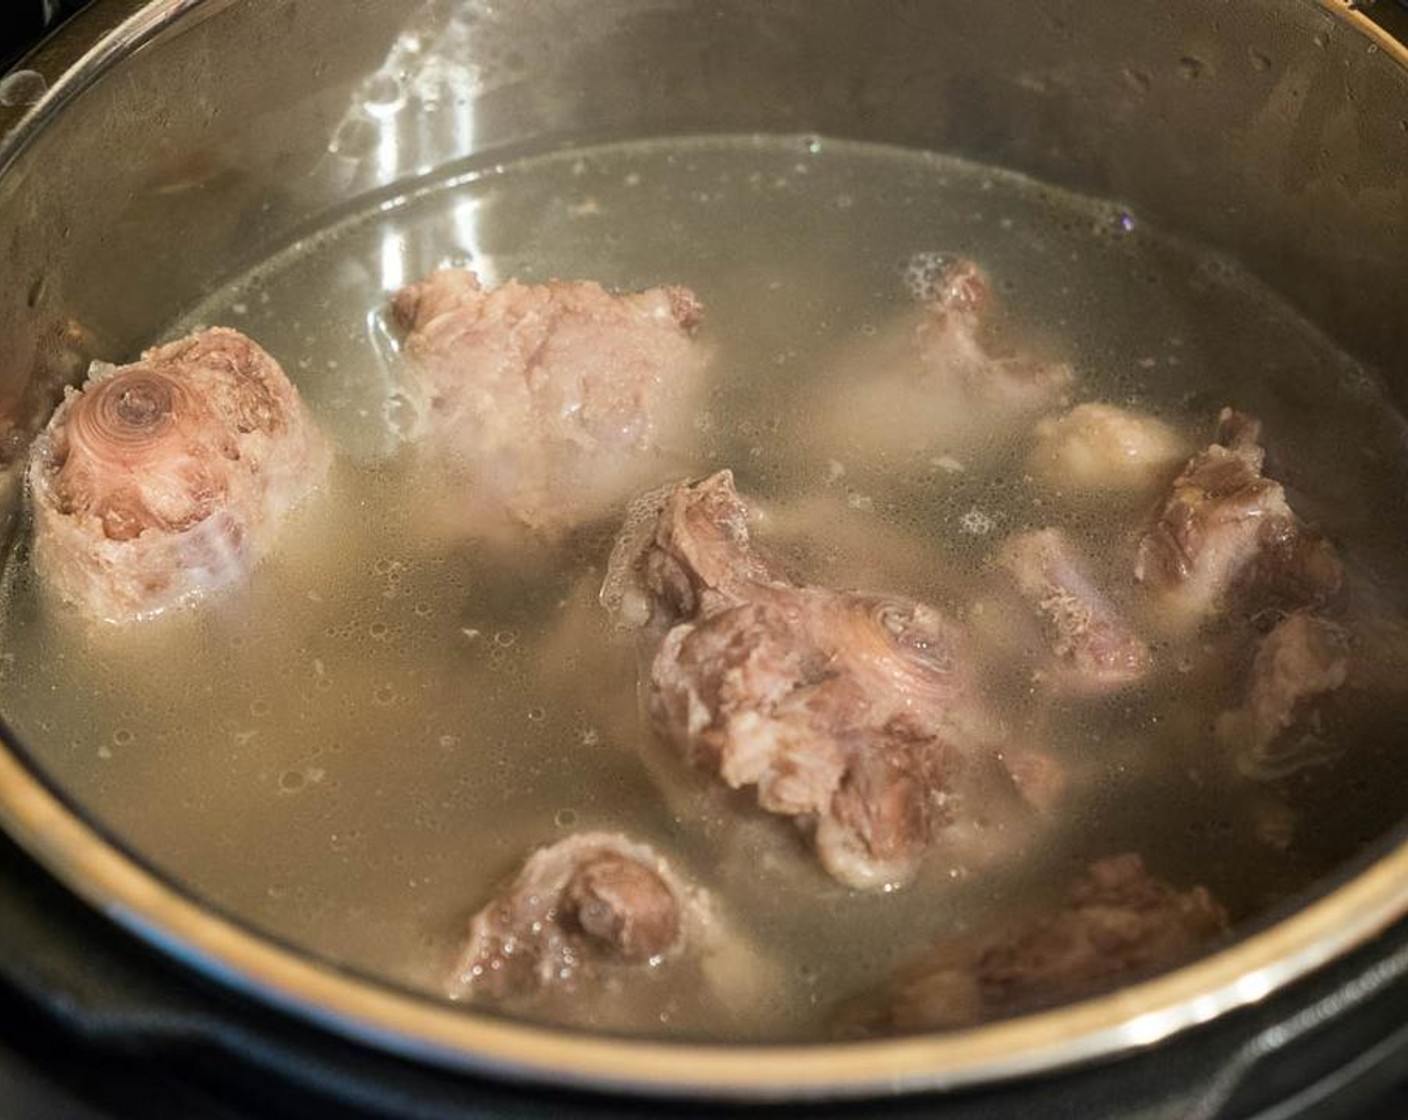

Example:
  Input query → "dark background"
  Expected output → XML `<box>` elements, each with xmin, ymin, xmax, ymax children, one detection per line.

<box><xmin>1</xmin><ymin>1</ymin><xmax>90</xmax><ymax>72</ymax></box>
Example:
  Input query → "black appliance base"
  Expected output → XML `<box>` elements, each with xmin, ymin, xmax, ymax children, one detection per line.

<box><xmin>0</xmin><ymin>831</ymin><xmax>1407</xmax><ymax>1119</ymax></box>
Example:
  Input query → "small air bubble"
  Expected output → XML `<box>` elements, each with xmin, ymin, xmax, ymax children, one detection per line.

<box><xmin>527</xmin><ymin>707</ymin><xmax>546</xmax><ymax>722</ymax></box>
<box><xmin>1177</xmin><ymin>55</ymin><xmax>1206</xmax><ymax>80</ymax></box>
<box><xmin>112</xmin><ymin>728</ymin><xmax>134</xmax><ymax>747</ymax></box>
<box><xmin>959</xmin><ymin>508</ymin><xmax>995</xmax><ymax>535</ymax></box>
<box><xmin>803</xmin><ymin>135</ymin><xmax>823</xmax><ymax>155</ymax></box>
<box><xmin>250</xmin><ymin>698</ymin><xmax>271</xmax><ymax>717</ymax></box>
<box><xmin>369</xmin><ymin>621</ymin><xmax>389</xmax><ymax>640</ymax></box>
<box><xmin>0</xmin><ymin>69</ymin><xmax>47</xmax><ymax>107</ymax></box>
<box><xmin>362</xmin><ymin>72</ymin><xmax>405</xmax><ymax>116</ymax></box>
<box><xmin>373</xmin><ymin>684</ymin><xmax>396</xmax><ymax>706</ymax></box>
<box><xmin>902</xmin><ymin>251</ymin><xmax>963</xmax><ymax>302</ymax></box>
<box><xmin>554</xmin><ymin>808</ymin><xmax>579</xmax><ymax>827</ymax></box>
<box><xmin>278</xmin><ymin>769</ymin><xmax>306</xmax><ymax>793</ymax></box>
<box><xmin>493</xmin><ymin>630</ymin><xmax>517</xmax><ymax>647</ymax></box>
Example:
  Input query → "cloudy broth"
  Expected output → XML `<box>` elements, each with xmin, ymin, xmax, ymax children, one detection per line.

<box><xmin>2</xmin><ymin>135</ymin><xmax>1407</xmax><ymax>1040</ymax></box>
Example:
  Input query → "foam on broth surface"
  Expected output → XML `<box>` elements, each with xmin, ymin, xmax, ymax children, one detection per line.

<box><xmin>2</xmin><ymin>135</ymin><xmax>1407</xmax><ymax>1041</ymax></box>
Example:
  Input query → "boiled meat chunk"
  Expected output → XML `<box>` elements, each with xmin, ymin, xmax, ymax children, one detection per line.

<box><xmin>997</xmin><ymin>528</ymin><xmax>1150</xmax><ymax>694</ymax></box>
<box><xmin>843</xmin><ymin>854</ymin><xmax>1227</xmax><ymax>1034</ymax></box>
<box><xmin>1135</xmin><ymin>408</ymin><xmax>1341</xmax><ymax>630</ymax></box>
<box><xmin>28</xmin><ymin>328</ymin><xmax>329</xmax><ymax>622</ymax></box>
<box><xmin>912</xmin><ymin>258</ymin><xmax>1074</xmax><ymax>412</ymax></box>
<box><xmin>446</xmin><ymin>831</ymin><xmax>778</xmax><ymax>1033</ymax></box>
<box><xmin>616</xmin><ymin>469</ymin><xmax>788</xmax><ymax>629</ymax></box>
<box><xmin>814</xmin><ymin>256</ymin><xmax>1073</xmax><ymax>463</ymax></box>
<box><xmin>617</xmin><ymin>471</ymin><xmax>1033</xmax><ymax>892</ymax></box>
<box><xmin>651</xmin><ymin>589</ymin><xmax>973</xmax><ymax>890</ymax></box>
<box><xmin>1217</xmin><ymin>612</ymin><xmax>1350</xmax><ymax>780</ymax></box>
<box><xmin>393</xmin><ymin>268</ymin><xmax>706</xmax><ymax>536</ymax></box>
<box><xmin>1029</xmin><ymin>403</ymin><xmax>1187</xmax><ymax>496</ymax></box>
<box><xmin>448</xmin><ymin>833</ymin><xmax>689</xmax><ymax>1005</ymax></box>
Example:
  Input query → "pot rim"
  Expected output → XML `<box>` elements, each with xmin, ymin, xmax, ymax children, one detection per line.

<box><xmin>1</xmin><ymin>0</ymin><xmax>1407</xmax><ymax>1101</ymax></box>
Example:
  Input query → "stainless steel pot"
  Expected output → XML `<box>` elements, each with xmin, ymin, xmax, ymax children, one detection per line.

<box><xmin>0</xmin><ymin>0</ymin><xmax>1406</xmax><ymax>1101</ymax></box>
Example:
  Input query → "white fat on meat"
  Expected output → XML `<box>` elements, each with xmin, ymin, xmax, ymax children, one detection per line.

<box><xmin>392</xmin><ymin>268</ymin><xmax>707</xmax><ymax>538</ymax></box>
<box><xmin>27</xmin><ymin>327</ymin><xmax>329</xmax><ymax>623</ymax></box>
<box><xmin>1029</xmin><ymin>402</ymin><xmax>1187</xmax><ymax>496</ymax></box>
<box><xmin>811</xmin><ymin>256</ymin><xmax>1074</xmax><ymax>464</ymax></box>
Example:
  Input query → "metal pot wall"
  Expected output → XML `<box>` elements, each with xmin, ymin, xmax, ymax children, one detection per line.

<box><xmin>0</xmin><ymin>0</ymin><xmax>1406</xmax><ymax>1104</ymax></box>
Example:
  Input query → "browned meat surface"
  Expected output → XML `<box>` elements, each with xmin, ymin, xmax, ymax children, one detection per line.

<box><xmin>447</xmin><ymin>832</ymin><xmax>692</xmax><ymax>1005</ymax></box>
<box><xmin>998</xmin><ymin>529</ymin><xmax>1150</xmax><ymax>694</ymax></box>
<box><xmin>652</xmin><ymin>590</ymin><xmax>974</xmax><ymax>890</ymax></box>
<box><xmin>620</xmin><ymin>471</ymin><xmax>1027</xmax><ymax>891</ymax></box>
<box><xmin>27</xmin><ymin>328</ymin><xmax>329</xmax><ymax>623</ymax></box>
<box><xmin>1218</xmin><ymin>612</ymin><xmax>1350</xmax><ymax>779</ymax></box>
<box><xmin>843</xmin><ymin>854</ymin><xmax>1227</xmax><ymax>1034</ymax></box>
<box><xmin>813</xmin><ymin>256</ymin><xmax>1073</xmax><ymax>463</ymax></box>
<box><xmin>1135</xmin><ymin>408</ymin><xmax>1341</xmax><ymax>630</ymax></box>
<box><xmin>1029</xmin><ymin>403</ymin><xmax>1187</xmax><ymax>496</ymax></box>
<box><xmin>626</xmin><ymin>468</ymin><xmax>788</xmax><ymax>626</ymax></box>
<box><xmin>393</xmin><ymin>268</ymin><xmax>706</xmax><ymax>536</ymax></box>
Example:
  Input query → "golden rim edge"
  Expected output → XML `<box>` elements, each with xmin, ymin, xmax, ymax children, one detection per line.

<box><xmin>0</xmin><ymin>0</ymin><xmax>1405</xmax><ymax>1101</ymax></box>
<box><xmin>3</xmin><ymin>739</ymin><xmax>1408</xmax><ymax>1100</ymax></box>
